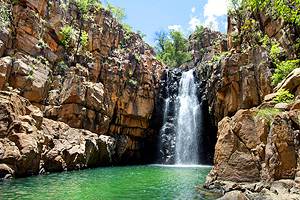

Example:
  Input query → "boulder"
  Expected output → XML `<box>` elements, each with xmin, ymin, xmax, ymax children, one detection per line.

<box><xmin>0</xmin><ymin>92</ymin><xmax>117</xmax><ymax>177</ymax></box>
<box><xmin>9</xmin><ymin>54</ymin><xmax>50</xmax><ymax>103</ymax></box>
<box><xmin>207</xmin><ymin>108</ymin><xmax>299</xmax><ymax>184</ymax></box>
<box><xmin>275</xmin><ymin>68</ymin><xmax>300</xmax><ymax>93</ymax></box>
<box><xmin>218</xmin><ymin>191</ymin><xmax>249</xmax><ymax>200</ymax></box>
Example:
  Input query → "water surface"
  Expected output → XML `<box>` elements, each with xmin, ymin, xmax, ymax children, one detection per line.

<box><xmin>0</xmin><ymin>165</ymin><xmax>218</xmax><ymax>200</ymax></box>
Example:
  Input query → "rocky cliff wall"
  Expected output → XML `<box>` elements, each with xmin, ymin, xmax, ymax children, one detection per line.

<box><xmin>0</xmin><ymin>0</ymin><xmax>164</xmax><ymax>178</ymax></box>
<box><xmin>196</xmin><ymin>2</ymin><xmax>300</xmax><ymax>199</ymax></box>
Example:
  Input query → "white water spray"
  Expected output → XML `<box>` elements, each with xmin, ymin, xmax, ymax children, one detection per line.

<box><xmin>175</xmin><ymin>69</ymin><xmax>200</xmax><ymax>165</ymax></box>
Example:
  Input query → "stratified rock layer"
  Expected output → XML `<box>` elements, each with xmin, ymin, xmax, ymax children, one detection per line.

<box><xmin>200</xmin><ymin>3</ymin><xmax>300</xmax><ymax>199</ymax></box>
<box><xmin>0</xmin><ymin>0</ymin><xmax>163</xmax><ymax>178</ymax></box>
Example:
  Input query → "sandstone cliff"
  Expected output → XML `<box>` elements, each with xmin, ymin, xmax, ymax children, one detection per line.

<box><xmin>0</xmin><ymin>0</ymin><xmax>163</xmax><ymax>178</ymax></box>
<box><xmin>197</xmin><ymin>1</ymin><xmax>300</xmax><ymax>199</ymax></box>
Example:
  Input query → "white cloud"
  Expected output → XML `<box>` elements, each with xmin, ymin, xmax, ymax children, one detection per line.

<box><xmin>191</xmin><ymin>6</ymin><xmax>196</xmax><ymax>13</ymax></box>
<box><xmin>204</xmin><ymin>0</ymin><xmax>227</xmax><ymax>18</ymax></box>
<box><xmin>168</xmin><ymin>24</ymin><xmax>182</xmax><ymax>32</ymax></box>
<box><xmin>189</xmin><ymin>16</ymin><xmax>201</xmax><ymax>31</ymax></box>
<box><xmin>204</xmin><ymin>16</ymin><xmax>219</xmax><ymax>31</ymax></box>
<box><xmin>203</xmin><ymin>0</ymin><xmax>227</xmax><ymax>31</ymax></box>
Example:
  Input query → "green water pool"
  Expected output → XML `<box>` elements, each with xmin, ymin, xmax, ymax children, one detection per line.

<box><xmin>0</xmin><ymin>165</ymin><xmax>219</xmax><ymax>200</ymax></box>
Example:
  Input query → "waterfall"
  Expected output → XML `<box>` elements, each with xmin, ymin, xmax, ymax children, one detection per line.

<box><xmin>158</xmin><ymin>69</ymin><xmax>175</xmax><ymax>164</ymax></box>
<box><xmin>163</xmin><ymin>69</ymin><xmax>170</xmax><ymax>124</ymax></box>
<box><xmin>175</xmin><ymin>69</ymin><xmax>200</xmax><ymax>165</ymax></box>
<box><xmin>158</xmin><ymin>69</ymin><xmax>201</xmax><ymax>165</ymax></box>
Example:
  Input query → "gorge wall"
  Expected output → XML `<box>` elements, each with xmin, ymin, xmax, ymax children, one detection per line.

<box><xmin>192</xmin><ymin>2</ymin><xmax>300</xmax><ymax>199</ymax></box>
<box><xmin>0</xmin><ymin>0</ymin><xmax>164</xmax><ymax>178</ymax></box>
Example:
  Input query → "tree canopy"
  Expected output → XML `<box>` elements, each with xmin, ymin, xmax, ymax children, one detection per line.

<box><xmin>228</xmin><ymin>0</ymin><xmax>300</xmax><ymax>26</ymax></box>
<box><xmin>155</xmin><ymin>30</ymin><xmax>192</xmax><ymax>68</ymax></box>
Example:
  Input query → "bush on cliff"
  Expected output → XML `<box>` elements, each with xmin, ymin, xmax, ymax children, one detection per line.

<box><xmin>80</xmin><ymin>31</ymin><xmax>89</xmax><ymax>48</ymax></box>
<box><xmin>155</xmin><ymin>30</ymin><xmax>192</xmax><ymax>67</ymax></box>
<box><xmin>274</xmin><ymin>89</ymin><xmax>294</xmax><ymax>103</ymax></box>
<box><xmin>0</xmin><ymin>1</ymin><xmax>10</xmax><ymax>29</ymax></box>
<box><xmin>74</xmin><ymin>0</ymin><xmax>101</xmax><ymax>14</ymax></box>
<box><xmin>272</xmin><ymin>60</ymin><xmax>300</xmax><ymax>86</ymax></box>
<box><xmin>106</xmin><ymin>3</ymin><xmax>126</xmax><ymax>22</ymax></box>
<box><xmin>229</xmin><ymin>0</ymin><xmax>300</xmax><ymax>26</ymax></box>
<box><xmin>256</xmin><ymin>108</ymin><xmax>281</xmax><ymax>123</ymax></box>
<box><xmin>59</xmin><ymin>25</ymin><xmax>76</xmax><ymax>48</ymax></box>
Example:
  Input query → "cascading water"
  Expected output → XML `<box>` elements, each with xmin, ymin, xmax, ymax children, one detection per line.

<box><xmin>174</xmin><ymin>69</ymin><xmax>200</xmax><ymax>165</ymax></box>
<box><xmin>158</xmin><ymin>69</ymin><xmax>201</xmax><ymax>165</ymax></box>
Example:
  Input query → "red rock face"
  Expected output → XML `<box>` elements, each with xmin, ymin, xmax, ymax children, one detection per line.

<box><xmin>207</xmin><ymin>109</ymin><xmax>299</xmax><ymax>183</ymax></box>
<box><xmin>0</xmin><ymin>0</ymin><xmax>164</xmax><ymax>178</ymax></box>
<box><xmin>207</xmin><ymin>47</ymin><xmax>273</xmax><ymax>123</ymax></box>
<box><xmin>201</xmin><ymin>6</ymin><xmax>300</xmax><ymax>198</ymax></box>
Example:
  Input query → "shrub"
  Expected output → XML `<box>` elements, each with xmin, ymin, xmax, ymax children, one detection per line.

<box><xmin>241</xmin><ymin>18</ymin><xmax>256</xmax><ymax>31</ymax></box>
<box><xmin>242</xmin><ymin>0</ymin><xmax>300</xmax><ymax>25</ymax></box>
<box><xmin>74</xmin><ymin>0</ymin><xmax>101</xmax><ymax>14</ymax></box>
<box><xmin>260</xmin><ymin>34</ymin><xmax>270</xmax><ymax>48</ymax></box>
<box><xmin>75</xmin><ymin>0</ymin><xmax>89</xmax><ymax>13</ymax></box>
<box><xmin>57</xmin><ymin>61</ymin><xmax>69</xmax><ymax>75</ymax></box>
<box><xmin>137</xmin><ymin>30</ymin><xmax>146</xmax><ymax>39</ymax></box>
<box><xmin>194</xmin><ymin>25</ymin><xmax>204</xmax><ymax>40</ymax></box>
<box><xmin>256</xmin><ymin>108</ymin><xmax>280</xmax><ymax>123</ymax></box>
<box><xmin>272</xmin><ymin>59</ymin><xmax>300</xmax><ymax>86</ymax></box>
<box><xmin>106</xmin><ymin>3</ymin><xmax>126</xmax><ymax>22</ymax></box>
<box><xmin>59</xmin><ymin>25</ymin><xmax>75</xmax><ymax>48</ymax></box>
<box><xmin>12</xmin><ymin>0</ymin><xmax>20</xmax><ymax>5</ymax></box>
<box><xmin>231</xmin><ymin>31</ymin><xmax>240</xmax><ymax>46</ymax></box>
<box><xmin>274</xmin><ymin>89</ymin><xmax>294</xmax><ymax>103</ymax></box>
<box><xmin>80</xmin><ymin>31</ymin><xmax>89</xmax><ymax>47</ymax></box>
<box><xmin>0</xmin><ymin>2</ymin><xmax>10</xmax><ymax>29</ymax></box>
<box><xmin>122</xmin><ymin>23</ymin><xmax>133</xmax><ymax>34</ymax></box>
<box><xmin>212</xmin><ymin>51</ymin><xmax>230</xmax><ymax>62</ymax></box>
<box><xmin>270</xmin><ymin>42</ymin><xmax>281</xmax><ymax>61</ymax></box>
<box><xmin>228</xmin><ymin>0</ymin><xmax>300</xmax><ymax>26</ymax></box>
<box><xmin>295</xmin><ymin>38</ymin><xmax>300</xmax><ymax>56</ymax></box>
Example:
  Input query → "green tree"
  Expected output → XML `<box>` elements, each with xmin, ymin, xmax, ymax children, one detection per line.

<box><xmin>155</xmin><ymin>30</ymin><xmax>192</xmax><ymax>68</ymax></box>
<box><xmin>155</xmin><ymin>31</ymin><xmax>168</xmax><ymax>53</ymax></box>
<box><xmin>106</xmin><ymin>3</ymin><xmax>126</xmax><ymax>22</ymax></box>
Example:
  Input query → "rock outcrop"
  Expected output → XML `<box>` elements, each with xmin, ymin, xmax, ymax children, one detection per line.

<box><xmin>0</xmin><ymin>91</ymin><xmax>115</xmax><ymax>178</ymax></box>
<box><xmin>0</xmin><ymin>0</ymin><xmax>163</xmax><ymax>178</ymax></box>
<box><xmin>206</xmin><ymin>108</ymin><xmax>300</xmax><ymax>183</ymax></box>
<box><xmin>192</xmin><ymin>31</ymin><xmax>273</xmax><ymax>124</ymax></box>
<box><xmin>200</xmin><ymin>1</ymin><xmax>300</xmax><ymax>199</ymax></box>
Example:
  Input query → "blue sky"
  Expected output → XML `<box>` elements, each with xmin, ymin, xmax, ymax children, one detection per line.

<box><xmin>103</xmin><ymin>0</ymin><xmax>228</xmax><ymax>46</ymax></box>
